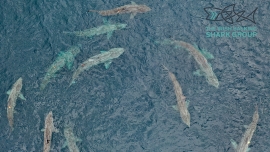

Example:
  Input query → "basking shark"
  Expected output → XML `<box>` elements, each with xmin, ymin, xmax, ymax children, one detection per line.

<box><xmin>231</xmin><ymin>106</ymin><xmax>259</xmax><ymax>152</ymax></box>
<box><xmin>63</xmin><ymin>21</ymin><xmax>127</xmax><ymax>39</ymax></box>
<box><xmin>6</xmin><ymin>77</ymin><xmax>26</xmax><ymax>131</ymax></box>
<box><xmin>42</xmin><ymin>111</ymin><xmax>58</xmax><ymax>152</ymax></box>
<box><xmin>62</xmin><ymin>127</ymin><xmax>82</xmax><ymax>152</ymax></box>
<box><xmin>157</xmin><ymin>39</ymin><xmax>219</xmax><ymax>88</ymax></box>
<box><xmin>163</xmin><ymin>65</ymin><xmax>190</xmax><ymax>127</ymax></box>
<box><xmin>178</xmin><ymin>41</ymin><xmax>219</xmax><ymax>88</ymax></box>
<box><xmin>40</xmin><ymin>45</ymin><xmax>80</xmax><ymax>90</ymax></box>
<box><xmin>70</xmin><ymin>48</ymin><xmax>124</xmax><ymax>85</ymax></box>
<box><xmin>88</xmin><ymin>1</ymin><xmax>151</xmax><ymax>19</ymax></box>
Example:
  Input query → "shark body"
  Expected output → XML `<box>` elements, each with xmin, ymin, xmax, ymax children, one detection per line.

<box><xmin>62</xmin><ymin>127</ymin><xmax>81</xmax><ymax>152</ymax></box>
<box><xmin>231</xmin><ymin>106</ymin><xmax>259</xmax><ymax>152</ymax></box>
<box><xmin>6</xmin><ymin>77</ymin><xmax>26</xmax><ymax>131</ymax></box>
<box><xmin>63</xmin><ymin>22</ymin><xmax>127</xmax><ymax>39</ymax></box>
<box><xmin>88</xmin><ymin>1</ymin><xmax>151</xmax><ymax>19</ymax></box>
<box><xmin>70</xmin><ymin>48</ymin><xmax>124</xmax><ymax>85</ymax></box>
<box><xmin>40</xmin><ymin>45</ymin><xmax>80</xmax><ymax>90</ymax></box>
<box><xmin>42</xmin><ymin>111</ymin><xmax>58</xmax><ymax>152</ymax></box>
<box><xmin>163</xmin><ymin>65</ymin><xmax>190</xmax><ymax>127</ymax></box>
<box><xmin>157</xmin><ymin>39</ymin><xmax>219</xmax><ymax>88</ymax></box>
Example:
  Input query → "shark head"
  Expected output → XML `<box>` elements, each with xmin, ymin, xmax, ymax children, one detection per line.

<box><xmin>139</xmin><ymin>5</ymin><xmax>151</xmax><ymax>12</ymax></box>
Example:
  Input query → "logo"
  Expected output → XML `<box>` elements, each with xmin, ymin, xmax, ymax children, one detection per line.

<box><xmin>204</xmin><ymin>4</ymin><xmax>257</xmax><ymax>24</ymax></box>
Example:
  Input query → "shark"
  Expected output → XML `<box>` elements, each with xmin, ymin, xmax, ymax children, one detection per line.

<box><xmin>6</xmin><ymin>77</ymin><xmax>26</xmax><ymax>131</ymax></box>
<box><xmin>88</xmin><ymin>1</ymin><xmax>151</xmax><ymax>19</ymax></box>
<box><xmin>42</xmin><ymin>111</ymin><xmax>59</xmax><ymax>152</ymax></box>
<box><xmin>62</xmin><ymin>127</ymin><xmax>82</xmax><ymax>152</ymax></box>
<box><xmin>63</xmin><ymin>21</ymin><xmax>127</xmax><ymax>39</ymax></box>
<box><xmin>157</xmin><ymin>39</ymin><xmax>219</xmax><ymax>88</ymax></box>
<box><xmin>70</xmin><ymin>48</ymin><xmax>124</xmax><ymax>85</ymax></box>
<box><xmin>163</xmin><ymin>65</ymin><xmax>190</xmax><ymax>127</ymax></box>
<box><xmin>230</xmin><ymin>106</ymin><xmax>259</xmax><ymax>152</ymax></box>
<box><xmin>40</xmin><ymin>45</ymin><xmax>81</xmax><ymax>90</ymax></box>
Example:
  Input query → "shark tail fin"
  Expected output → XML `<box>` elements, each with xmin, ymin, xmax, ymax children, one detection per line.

<box><xmin>161</xmin><ymin>64</ymin><xmax>170</xmax><ymax>72</ymax></box>
<box><xmin>63</xmin><ymin>31</ymin><xmax>73</xmax><ymax>34</ymax></box>
<box><xmin>8</xmin><ymin>127</ymin><xmax>13</xmax><ymax>138</ymax></box>
<box><xmin>88</xmin><ymin>10</ymin><xmax>99</xmax><ymax>13</ymax></box>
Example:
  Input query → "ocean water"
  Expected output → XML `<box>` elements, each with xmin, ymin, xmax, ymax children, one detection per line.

<box><xmin>1</xmin><ymin>0</ymin><xmax>270</xmax><ymax>151</ymax></box>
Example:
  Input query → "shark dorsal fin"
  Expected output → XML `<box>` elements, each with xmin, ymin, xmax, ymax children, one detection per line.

<box><xmin>193</xmin><ymin>44</ymin><xmax>214</xmax><ymax>59</ymax></box>
<box><xmin>131</xmin><ymin>1</ymin><xmax>137</xmax><ymax>5</ymax></box>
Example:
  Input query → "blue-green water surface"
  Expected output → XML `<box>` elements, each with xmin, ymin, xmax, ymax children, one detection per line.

<box><xmin>1</xmin><ymin>0</ymin><xmax>270</xmax><ymax>151</ymax></box>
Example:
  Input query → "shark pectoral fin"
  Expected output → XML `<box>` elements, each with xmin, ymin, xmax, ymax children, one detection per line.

<box><xmin>41</xmin><ymin>129</ymin><xmax>45</xmax><ymax>132</ymax></box>
<box><xmin>187</xmin><ymin>54</ymin><xmax>192</xmax><ymax>60</ymax></box>
<box><xmin>201</xmin><ymin>49</ymin><xmax>214</xmax><ymax>59</ymax></box>
<box><xmin>76</xmin><ymin>138</ymin><xmax>82</xmax><ymax>142</ymax></box>
<box><xmin>243</xmin><ymin>125</ymin><xmax>249</xmax><ymax>129</ymax></box>
<box><xmin>130</xmin><ymin>13</ymin><xmax>137</xmax><ymax>19</ymax></box>
<box><xmin>62</xmin><ymin>141</ymin><xmax>68</xmax><ymax>149</ymax></box>
<box><xmin>69</xmin><ymin>80</ymin><xmax>76</xmax><ymax>87</ymax></box>
<box><xmin>131</xmin><ymin>1</ymin><xmax>137</xmax><ymax>5</ymax></box>
<box><xmin>104</xmin><ymin>60</ymin><xmax>112</xmax><ymax>69</ymax></box>
<box><xmin>193</xmin><ymin>70</ymin><xmax>203</xmax><ymax>76</ymax></box>
<box><xmin>186</xmin><ymin>100</ymin><xmax>190</xmax><ymax>108</ymax></box>
<box><xmin>107</xmin><ymin>31</ymin><xmax>113</xmax><ymax>39</ymax></box>
<box><xmin>172</xmin><ymin>105</ymin><xmax>179</xmax><ymax>111</ymax></box>
<box><xmin>174</xmin><ymin>45</ymin><xmax>180</xmax><ymax>49</ymax></box>
<box><xmin>53</xmin><ymin>127</ymin><xmax>59</xmax><ymax>133</ymax></box>
<box><xmin>102</xmin><ymin>18</ymin><xmax>109</xmax><ymax>24</ymax></box>
<box><xmin>65</xmin><ymin>53</ymin><xmax>76</xmax><ymax>70</ymax></box>
<box><xmin>230</xmin><ymin>139</ymin><xmax>238</xmax><ymax>149</ymax></box>
<box><xmin>19</xmin><ymin>93</ymin><xmax>26</xmax><ymax>100</ymax></box>
<box><xmin>6</xmin><ymin>90</ymin><xmax>11</xmax><ymax>95</ymax></box>
<box><xmin>77</xmin><ymin>44</ymin><xmax>82</xmax><ymax>48</ymax></box>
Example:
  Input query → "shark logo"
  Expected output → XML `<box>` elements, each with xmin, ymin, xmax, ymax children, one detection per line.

<box><xmin>209</xmin><ymin>11</ymin><xmax>218</xmax><ymax>20</ymax></box>
<box><xmin>204</xmin><ymin>4</ymin><xmax>257</xmax><ymax>24</ymax></box>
